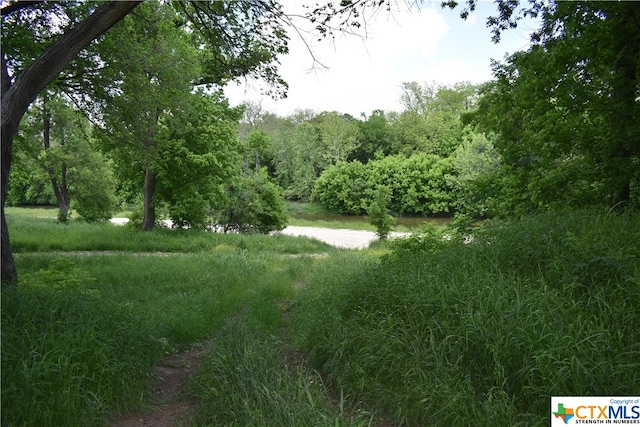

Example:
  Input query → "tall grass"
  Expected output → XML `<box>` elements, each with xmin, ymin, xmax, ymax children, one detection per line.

<box><xmin>188</xmin><ymin>272</ymin><xmax>375</xmax><ymax>427</ymax></box>
<box><xmin>2</xmin><ymin>209</ymin><xmax>377</xmax><ymax>426</ymax></box>
<box><xmin>6</xmin><ymin>209</ymin><xmax>334</xmax><ymax>254</ymax></box>
<box><xmin>1</xmin><ymin>259</ymin><xmax>159</xmax><ymax>426</ymax></box>
<box><xmin>293</xmin><ymin>209</ymin><xmax>640</xmax><ymax>425</ymax></box>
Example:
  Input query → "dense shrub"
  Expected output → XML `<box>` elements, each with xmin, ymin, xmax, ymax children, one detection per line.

<box><xmin>312</xmin><ymin>161</ymin><xmax>370</xmax><ymax>214</ymax></box>
<box><xmin>217</xmin><ymin>169</ymin><xmax>288</xmax><ymax>234</ymax></box>
<box><xmin>312</xmin><ymin>153</ymin><xmax>456</xmax><ymax>215</ymax></box>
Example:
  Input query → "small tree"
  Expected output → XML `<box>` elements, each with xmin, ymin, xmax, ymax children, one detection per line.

<box><xmin>217</xmin><ymin>169</ymin><xmax>288</xmax><ymax>234</ymax></box>
<box><xmin>368</xmin><ymin>185</ymin><xmax>395</xmax><ymax>240</ymax></box>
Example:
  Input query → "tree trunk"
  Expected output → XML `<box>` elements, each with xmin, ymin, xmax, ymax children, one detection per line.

<box><xmin>51</xmin><ymin>169</ymin><xmax>71</xmax><ymax>223</ymax></box>
<box><xmin>607</xmin><ymin>3</ymin><xmax>640</xmax><ymax>204</ymax></box>
<box><xmin>1</xmin><ymin>1</ymin><xmax>141</xmax><ymax>286</ymax></box>
<box><xmin>41</xmin><ymin>94</ymin><xmax>71</xmax><ymax>223</ymax></box>
<box><xmin>142</xmin><ymin>167</ymin><xmax>156</xmax><ymax>232</ymax></box>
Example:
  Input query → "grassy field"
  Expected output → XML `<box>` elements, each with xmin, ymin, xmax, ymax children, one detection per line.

<box><xmin>2</xmin><ymin>207</ymin><xmax>639</xmax><ymax>426</ymax></box>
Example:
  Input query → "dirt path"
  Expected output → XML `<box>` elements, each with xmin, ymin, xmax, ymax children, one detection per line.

<box><xmin>111</xmin><ymin>341</ymin><xmax>212</xmax><ymax>427</ymax></box>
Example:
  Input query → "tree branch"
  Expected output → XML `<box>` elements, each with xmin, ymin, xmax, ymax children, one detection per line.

<box><xmin>0</xmin><ymin>0</ymin><xmax>41</xmax><ymax>17</ymax></box>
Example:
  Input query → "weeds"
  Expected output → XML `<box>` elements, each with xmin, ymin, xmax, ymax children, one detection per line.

<box><xmin>293</xmin><ymin>209</ymin><xmax>640</xmax><ymax>425</ymax></box>
<box><xmin>4</xmin><ymin>207</ymin><xmax>638</xmax><ymax>426</ymax></box>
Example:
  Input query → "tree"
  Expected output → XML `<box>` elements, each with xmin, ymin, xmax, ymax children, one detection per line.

<box><xmin>19</xmin><ymin>92</ymin><xmax>117</xmax><ymax>222</ymax></box>
<box><xmin>351</xmin><ymin>110</ymin><xmax>394</xmax><ymax>163</ymax></box>
<box><xmin>217</xmin><ymin>168</ymin><xmax>288</xmax><ymax>234</ymax></box>
<box><xmin>451</xmin><ymin>132</ymin><xmax>501</xmax><ymax>216</ymax></box>
<box><xmin>1</xmin><ymin>1</ymin><xmax>141</xmax><ymax>284</ymax></box>
<box><xmin>367</xmin><ymin>185</ymin><xmax>395</xmax><ymax>240</ymax></box>
<box><xmin>96</xmin><ymin>2</ymin><xmax>203</xmax><ymax>231</ymax></box>
<box><xmin>154</xmin><ymin>92</ymin><xmax>244</xmax><ymax>229</ymax></box>
<box><xmin>314</xmin><ymin>112</ymin><xmax>360</xmax><ymax>165</ymax></box>
<box><xmin>450</xmin><ymin>1</ymin><xmax>640</xmax><ymax>211</ymax></box>
<box><xmin>244</xmin><ymin>129</ymin><xmax>271</xmax><ymax>173</ymax></box>
<box><xmin>394</xmin><ymin>81</ymin><xmax>478</xmax><ymax>157</ymax></box>
<box><xmin>2</xmin><ymin>0</ymin><xmax>300</xmax><ymax>283</ymax></box>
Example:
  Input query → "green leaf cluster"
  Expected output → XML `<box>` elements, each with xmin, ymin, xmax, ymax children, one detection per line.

<box><xmin>216</xmin><ymin>168</ymin><xmax>288</xmax><ymax>234</ymax></box>
<box><xmin>313</xmin><ymin>153</ymin><xmax>456</xmax><ymax>215</ymax></box>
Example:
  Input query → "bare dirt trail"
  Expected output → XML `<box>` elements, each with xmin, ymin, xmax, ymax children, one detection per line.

<box><xmin>110</xmin><ymin>341</ymin><xmax>212</xmax><ymax>427</ymax></box>
<box><xmin>104</xmin><ymin>219</ymin><xmax>404</xmax><ymax>426</ymax></box>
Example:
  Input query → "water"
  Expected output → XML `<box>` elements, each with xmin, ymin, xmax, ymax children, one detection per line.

<box><xmin>291</xmin><ymin>213</ymin><xmax>452</xmax><ymax>228</ymax></box>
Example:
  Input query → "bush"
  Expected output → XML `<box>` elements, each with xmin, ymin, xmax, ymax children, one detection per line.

<box><xmin>313</xmin><ymin>153</ymin><xmax>456</xmax><ymax>215</ymax></box>
<box><xmin>70</xmin><ymin>152</ymin><xmax>119</xmax><ymax>223</ymax></box>
<box><xmin>217</xmin><ymin>169</ymin><xmax>288</xmax><ymax>234</ymax></box>
<box><xmin>367</xmin><ymin>185</ymin><xmax>395</xmax><ymax>239</ymax></box>
<box><xmin>312</xmin><ymin>161</ymin><xmax>370</xmax><ymax>214</ymax></box>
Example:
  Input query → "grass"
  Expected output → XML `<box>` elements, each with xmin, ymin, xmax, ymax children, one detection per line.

<box><xmin>0</xmin><ymin>210</ymin><xmax>363</xmax><ymax>426</ymax></box>
<box><xmin>5</xmin><ymin>207</ymin><xmax>335</xmax><ymax>255</ymax></box>
<box><xmin>285</xmin><ymin>200</ymin><xmax>445</xmax><ymax>232</ymax></box>
<box><xmin>3</xmin><ymin>207</ymin><xmax>638</xmax><ymax>426</ymax></box>
<box><xmin>292</xmin><ymin>209</ymin><xmax>640</xmax><ymax>426</ymax></box>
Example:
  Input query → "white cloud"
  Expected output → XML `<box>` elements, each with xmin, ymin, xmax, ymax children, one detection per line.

<box><xmin>224</xmin><ymin>2</ymin><xmax>535</xmax><ymax>117</ymax></box>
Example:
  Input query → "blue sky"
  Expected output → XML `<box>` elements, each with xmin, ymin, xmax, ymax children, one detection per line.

<box><xmin>224</xmin><ymin>1</ymin><xmax>539</xmax><ymax>117</ymax></box>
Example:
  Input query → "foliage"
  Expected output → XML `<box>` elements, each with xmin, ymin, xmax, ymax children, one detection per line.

<box><xmin>466</xmin><ymin>2</ymin><xmax>640</xmax><ymax>213</ymax></box>
<box><xmin>313</xmin><ymin>153</ymin><xmax>456</xmax><ymax>215</ymax></box>
<box><xmin>217</xmin><ymin>168</ymin><xmax>289</xmax><ymax>234</ymax></box>
<box><xmin>312</xmin><ymin>161</ymin><xmax>370</xmax><ymax>214</ymax></box>
<box><xmin>9</xmin><ymin>94</ymin><xmax>118</xmax><ymax>221</ymax></box>
<box><xmin>155</xmin><ymin>92</ymin><xmax>244</xmax><ymax>229</ymax></box>
<box><xmin>394</xmin><ymin>81</ymin><xmax>479</xmax><ymax>157</ymax></box>
<box><xmin>367</xmin><ymin>185</ymin><xmax>395</xmax><ymax>240</ymax></box>
<box><xmin>294</xmin><ymin>209</ymin><xmax>640</xmax><ymax>425</ymax></box>
<box><xmin>351</xmin><ymin>109</ymin><xmax>394</xmax><ymax>163</ymax></box>
<box><xmin>450</xmin><ymin>132</ymin><xmax>501</xmax><ymax>216</ymax></box>
<box><xmin>70</xmin><ymin>150</ymin><xmax>118</xmax><ymax>222</ymax></box>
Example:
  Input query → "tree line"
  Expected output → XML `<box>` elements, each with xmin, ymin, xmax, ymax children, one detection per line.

<box><xmin>2</xmin><ymin>0</ymin><xmax>639</xmax><ymax>284</ymax></box>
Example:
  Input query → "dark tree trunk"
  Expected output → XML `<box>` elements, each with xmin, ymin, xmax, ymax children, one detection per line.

<box><xmin>1</xmin><ymin>1</ymin><xmax>141</xmax><ymax>286</ymax></box>
<box><xmin>42</xmin><ymin>95</ymin><xmax>71</xmax><ymax>223</ymax></box>
<box><xmin>607</xmin><ymin>3</ymin><xmax>640</xmax><ymax>204</ymax></box>
<box><xmin>141</xmin><ymin>111</ymin><xmax>160</xmax><ymax>232</ymax></box>
<box><xmin>142</xmin><ymin>168</ymin><xmax>156</xmax><ymax>232</ymax></box>
<box><xmin>50</xmin><ymin>171</ymin><xmax>71</xmax><ymax>224</ymax></box>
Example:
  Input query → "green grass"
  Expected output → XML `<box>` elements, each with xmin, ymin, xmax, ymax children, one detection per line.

<box><xmin>6</xmin><ymin>208</ymin><xmax>335</xmax><ymax>255</ymax></box>
<box><xmin>293</xmin><ymin>209</ymin><xmax>640</xmax><ymax>426</ymax></box>
<box><xmin>0</xmin><ymin>211</ymin><xmax>355</xmax><ymax>426</ymax></box>
<box><xmin>285</xmin><ymin>200</ymin><xmax>334</xmax><ymax>215</ymax></box>
<box><xmin>4</xmin><ymin>207</ymin><xmax>638</xmax><ymax>426</ymax></box>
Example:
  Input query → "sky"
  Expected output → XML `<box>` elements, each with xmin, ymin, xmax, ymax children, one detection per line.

<box><xmin>224</xmin><ymin>1</ymin><xmax>539</xmax><ymax>118</ymax></box>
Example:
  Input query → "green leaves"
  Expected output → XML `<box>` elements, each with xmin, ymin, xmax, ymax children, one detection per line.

<box><xmin>155</xmin><ymin>92</ymin><xmax>243</xmax><ymax>229</ymax></box>
<box><xmin>470</xmin><ymin>2</ymin><xmax>640</xmax><ymax>212</ymax></box>
<box><xmin>313</xmin><ymin>153</ymin><xmax>456</xmax><ymax>215</ymax></box>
